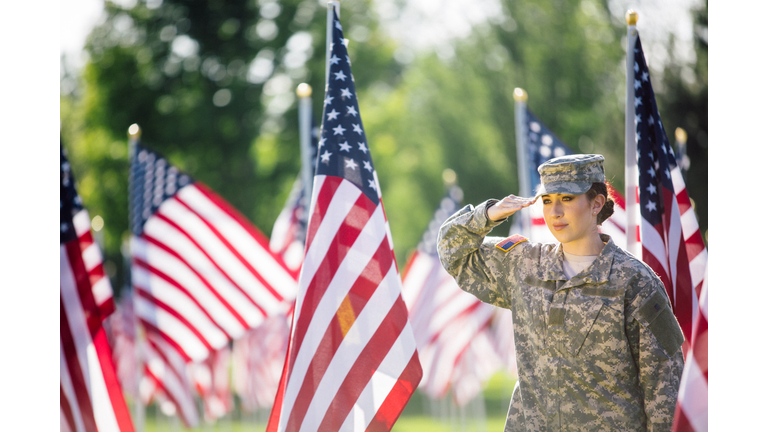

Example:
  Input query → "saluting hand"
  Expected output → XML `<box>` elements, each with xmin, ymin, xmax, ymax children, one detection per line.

<box><xmin>487</xmin><ymin>195</ymin><xmax>537</xmax><ymax>222</ymax></box>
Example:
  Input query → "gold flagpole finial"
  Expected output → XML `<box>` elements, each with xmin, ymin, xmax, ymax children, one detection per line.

<box><xmin>442</xmin><ymin>168</ymin><xmax>457</xmax><ymax>186</ymax></box>
<box><xmin>128</xmin><ymin>123</ymin><xmax>142</xmax><ymax>139</ymax></box>
<box><xmin>513</xmin><ymin>88</ymin><xmax>528</xmax><ymax>102</ymax></box>
<box><xmin>296</xmin><ymin>83</ymin><xmax>313</xmax><ymax>98</ymax></box>
<box><xmin>675</xmin><ymin>127</ymin><xmax>688</xmax><ymax>143</ymax></box>
<box><xmin>626</xmin><ymin>10</ymin><xmax>638</xmax><ymax>26</ymax></box>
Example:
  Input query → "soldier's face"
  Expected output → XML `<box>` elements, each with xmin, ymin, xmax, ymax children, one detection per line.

<box><xmin>541</xmin><ymin>193</ymin><xmax>596</xmax><ymax>246</ymax></box>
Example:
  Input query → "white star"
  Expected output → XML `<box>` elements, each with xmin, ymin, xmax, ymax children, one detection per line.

<box><xmin>363</xmin><ymin>161</ymin><xmax>372</xmax><ymax>172</ymax></box>
<box><xmin>319</xmin><ymin>137</ymin><xmax>326</xmax><ymax>148</ymax></box>
<box><xmin>645</xmin><ymin>200</ymin><xmax>657</xmax><ymax>212</ymax></box>
<box><xmin>334</xmin><ymin>70</ymin><xmax>347</xmax><ymax>81</ymax></box>
<box><xmin>330</xmin><ymin>54</ymin><xmax>340</xmax><ymax>65</ymax></box>
<box><xmin>340</xmin><ymin>88</ymin><xmax>353</xmax><ymax>98</ymax></box>
<box><xmin>646</xmin><ymin>184</ymin><xmax>657</xmax><ymax>195</ymax></box>
<box><xmin>648</xmin><ymin>151</ymin><xmax>654</xmax><ymax>160</ymax></box>
<box><xmin>661</xmin><ymin>144</ymin><xmax>668</xmax><ymax>154</ymax></box>
<box><xmin>647</xmin><ymin>167</ymin><xmax>656</xmax><ymax>178</ymax></box>
<box><xmin>320</xmin><ymin>150</ymin><xmax>332</xmax><ymax>163</ymax></box>
<box><xmin>647</xmin><ymin>116</ymin><xmax>655</xmax><ymax>125</ymax></box>
<box><xmin>634</xmin><ymin>79</ymin><xmax>641</xmax><ymax>90</ymax></box>
<box><xmin>634</xmin><ymin>98</ymin><xmax>642</xmax><ymax>108</ymax></box>
<box><xmin>642</xmin><ymin>71</ymin><xmax>649</xmax><ymax>82</ymax></box>
<box><xmin>332</xmin><ymin>124</ymin><xmax>346</xmax><ymax>135</ymax></box>
<box><xmin>368</xmin><ymin>179</ymin><xmax>376</xmax><ymax>189</ymax></box>
<box><xmin>326</xmin><ymin>109</ymin><xmax>340</xmax><ymax>121</ymax></box>
<box><xmin>346</xmin><ymin>55</ymin><xmax>351</xmax><ymax>65</ymax></box>
<box><xmin>61</xmin><ymin>223</ymin><xmax>69</xmax><ymax>232</ymax></box>
<box><xmin>335</xmin><ymin>20</ymin><xmax>342</xmax><ymax>30</ymax></box>
<box><xmin>358</xmin><ymin>142</ymin><xmax>368</xmax><ymax>154</ymax></box>
<box><xmin>634</xmin><ymin>62</ymin><xmax>639</xmax><ymax>73</ymax></box>
<box><xmin>345</xmin><ymin>158</ymin><xmax>358</xmax><ymax>170</ymax></box>
<box><xmin>339</xmin><ymin>141</ymin><xmax>352</xmax><ymax>152</ymax></box>
<box><xmin>635</xmin><ymin>114</ymin><xmax>641</xmax><ymax>124</ymax></box>
<box><xmin>352</xmin><ymin>124</ymin><xmax>363</xmax><ymax>135</ymax></box>
<box><xmin>636</xmin><ymin>131</ymin><xmax>642</xmax><ymax>142</ymax></box>
<box><xmin>665</xmin><ymin>169</ymin><xmax>671</xmax><ymax>179</ymax></box>
<box><xmin>346</xmin><ymin>105</ymin><xmax>358</xmax><ymax>116</ymax></box>
<box><xmin>324</xmin><ymin>95</ymin><xmax>334</xmax><ymax>106</ymax></box>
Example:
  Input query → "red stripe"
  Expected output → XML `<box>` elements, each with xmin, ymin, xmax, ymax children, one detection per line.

<box><xmin>289</xmin><ymin>192</ymin><xmax>376</xmax><ymax>367</ymax></box>
<box><xmin>692</xmin><ymin>319</ymin><xmax>708</xmax><ymax>381</ymax></box>
<box><xmin>366</xmin><ymin>351</ymin><xmax>422</xmax><ymax>432</ymax></box>
<box><xmin>317</xmin><ymin>295</ymin><xmax>410</xmax><ymax>431</ymax></box>
<box><xmin>60</xmin><ymin>297</ymin><xmax>98</xmax><ymax>432</ymax></box>
<box><xmin>134</xmin><ymin>284</ymin><xmax>216</xmax><ymax>353</ymax></box>
<box><xmin>144</xmin><ymin>229</ymin><xmax>258</xmax><ymax>325</ymax></box>
<box><xmin>133</xmin><ymin>255</ymin><xmax>230</xmax><ymax>336</ymax></box>
<box><xmin>93</xmin><ymin>327</ymin><xmax>135</xmax><ymax>431</ymax></box>
<box><xmin>285</xmin><ymin>238</ymin><xmax>393</xmax><ymax>431</ymax></box>
<box><xmin>171</xmin><ymin>196</ymin><xmax>287</xmax><ymax>303</ymax></box>
<box><xmin>663</xmin><ymin>189</ymin><xmax>694</xmax><ymax>342</ymax></box>
<box><xmin>672</xmin><ymin>405</ymin><xmax>694</xmax><ymax>432</ymax></box>
<box><xmin>60</xmin><ymin>383</ymin><xmax>78</xmax><ymax>432</ymax></box>
<box><xmin>531</xmin><ymin>217</ymin><xmax>545</xmax><ymax>225</ymax></box>
<box><xmin>142</xmin><ymin>364</ymin><xmax>196</xmax><ymax>428</ymax></box>
<box><xmin>139</xmin><ymin>319</ymin><xmax>193</xmax><ymax>363</ymax></box>
<box><xmin>193</xmin><ymin>183</ymin><xmax>300</xmax><ymax>281</ymax></box>
<box><xmin>65</xmin><ymin>241</ymin><xmax>102</xmax><ymax>337</ymax></box>
<box><xmin>675</xmin><ymin>187</ymin><xmax>692</xmax><ymax>215</ymax></box>
<box><xmin>145</xmin><ymin>335</ymin><xmax>189</xmax><ymax>387</ymax></box>
<box><xmin>304</xmin><ymin>176</ymin><xmax>342</xmax><ymax>250</ymax></box>
<box><xmin>607</xmin><ymin>183</ymin><xmax>626</xmax><ymax>209</ymax></box>
<box><xmin>425</xmin><ymin>301</ymin><xmax>483</xmax><ymax>347</ymax></box>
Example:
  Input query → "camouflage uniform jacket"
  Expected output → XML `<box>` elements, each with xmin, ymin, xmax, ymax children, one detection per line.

<box><xmin>437</xmin><ymin>201</ymin><xmax>685</xmax><ymax>432</ymax></box>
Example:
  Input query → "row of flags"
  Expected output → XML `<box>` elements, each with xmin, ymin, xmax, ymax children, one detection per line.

<box><xmin>59</xmin><ymin>7</ymin><xmax>707</xmax><ymax>432</ymax></box>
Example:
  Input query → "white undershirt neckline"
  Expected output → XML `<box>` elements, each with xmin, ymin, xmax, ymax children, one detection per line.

<box><xmin>562</xmin><ymin>251</ymin><xmax>599</xmax><ymax>279</ymax></box>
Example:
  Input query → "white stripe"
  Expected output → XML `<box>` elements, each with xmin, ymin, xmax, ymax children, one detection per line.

<box><xmin>279</xmin><ymin>202</ymin><xmax>386</xmax><ymax>430</ymax></box>
<box><xmin>133</xmin><ymin>294</ymin><xmax>212</xmax><ymax>361</ymax></box>
<box><xmin>677</xmin><ymin>351</ymin><xmax>708</xmax><ymax>431</ymax></box>
<box><xmin>640</xmin><ymin>217</ymin><xmax>670</xmax><ymax>277</ymax></box>
<box><xmin>81</xmin><ymin>243</ymin><xmax>102</xmax><ymax>273</ymax></box>
<box><xmin>401</xmin><ymin>252</ymin><xmax>432</xmax><ymax>309</ymax></box>
<box><xmin>144</xmin><ymin>216</ymin><xmax>275</xmax><ymax>324</ymax></box>
<box><xmin>133</xmin><ymin>236</ymin><xmax>246</xmax><ymax>338</ymax></box>
<box><xmin>60</xmin><ymin>341</ymin><xmax>86</xmax><ymax>432</ymax></box>
<box><xmin>91</xmin><ymin>277</ymin><xmax>113</xmax><ymax>308</ymax></box>
<box><xmin>338</xmin><ymin>322</ymin><xmax>419</xmax><ymax>432</ymax></box>
<box><xmin>60</xmin><ymin>247</ymin><xmax>122</xmax><ymax>432</ymax></box>
<box><xmin>670</xmin><ymin>166</ymin><xmax>686</xmax><ymax>196</ymax></box>
<box><xmin>155</xmin><ymin>199</ymin><xmax>286</xmax><ymax>316</ymax></box>
<box><xmin>180</xmin><ymin>185</ymin><xmax>297</xmax><ymax>299</ymax></box>
<box><xmin>665</xmin><ymin>197</ymin><xmax>683</xmax><ymax>303</ymax></box>
<box><xmin>298</xmin><ymin>265</ymin><xmax>402</xmax><ymax>432</ymax></box>
<box><xmin>73</xmin><ymin>209</ymin><xmax>91</xmax><ymax>237</ymax></box>
<box><xmin>680</xmin><ymin>206</ymin><xmax>700</xmax><ymax>241</ymax></box>
<box><xmin>293</xmin><ymin>180</ymin><xmax>362</xmax><ymax>317</ymax></box>
<box><xmin>145</xmin><ymin>341</ymin><xmax>199</xmax><ymax>427</ymax></box>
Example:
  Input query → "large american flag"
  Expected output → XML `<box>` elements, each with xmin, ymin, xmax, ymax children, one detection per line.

<box><xmin>401</xmin><ymin>184</ymin><xmax>497</xmax><ymax>404</ymax></box>
<box><xmin>511</xmin><ymin>109</ymin><xmax>628</xmax><ymax>245</ymax></box>
<box><xmin>128</xmin><ymin>142</ymin><xmax>298</xmax><ymax>424</ymax></box>
<box><xmin>632</xmin><ymin>35</ymin><xmax>708</xmax><ymax>430</ymax></box>
<box><xmin>60</xmin><ymin>145</ymin><xmax>134</xmax><ymax>432</ymax></box>
<box><xmin>633</xmin><ymin>36</ymin><xmax>707</xmax><ymax>344</ymax></box>
<box><xmin>266</xmin><ymin>11</ymin><xmax>422</xmax><ymax>431</ymax></box>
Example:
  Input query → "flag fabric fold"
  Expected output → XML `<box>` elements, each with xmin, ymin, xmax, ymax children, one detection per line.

<box><xmin>267</xmin><ymin>11</ymin><xmax>421</xmax><ymax>431</ymax></box>
<box><xmin>61</xmin><ymin>145</ymin><xmax>135</xmax><ymax>432</ymax></box>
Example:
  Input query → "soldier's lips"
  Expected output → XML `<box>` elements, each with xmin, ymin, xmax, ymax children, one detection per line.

<box><xmin>552</xmin><ymin>224</ymin><xmax>568</xmax><ymax>231</ymax></box>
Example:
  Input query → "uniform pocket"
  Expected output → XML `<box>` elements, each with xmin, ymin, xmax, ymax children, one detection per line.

<box><xmin>636</xmin><ymin>290</ymin><xmax>685</xmax><ymax>357</ymax></box>
<box><xmin>565</xmin><ymin>297</ymin><xmax>605</xmax><ymax>356</ymax></box>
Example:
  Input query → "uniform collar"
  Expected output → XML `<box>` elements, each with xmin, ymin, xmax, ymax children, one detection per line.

<box><xmin>539</xmin><ymin>234</ymin><xmax>616</xmax><ymax>286</ymax></box>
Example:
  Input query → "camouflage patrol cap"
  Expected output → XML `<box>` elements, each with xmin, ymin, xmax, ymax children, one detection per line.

<box><xmin>535</xmin><ymin>154</ymin><xmax>605</xmax><ymax>198</ymax></box>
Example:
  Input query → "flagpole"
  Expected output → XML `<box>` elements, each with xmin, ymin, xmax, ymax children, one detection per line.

<box><xmin>624</xmin><ymin>11</ymin><xmax>640</xmax><ymax>256</ymax></box>
<box><xmin>325</xmin><ymin>1</ymin><xmax>341</xmax><ymax>91</ymax></box>
<box><xmin>126</xmin><ymin>123</ymin><xmax>145</xmax><ymax>432</ymax></box>
<box><xmin>514</xmin><ymin>88</ymin><xmax>531</xmax><ymax>238</ymax></box>
<box><xmin>296</xmin><ymin>83</ymin><xmax>314</xmax><ymax>210</ymax></box>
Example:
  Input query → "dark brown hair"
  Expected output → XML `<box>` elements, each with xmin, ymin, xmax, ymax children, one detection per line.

<box><xmin>585</xmin><ymin>182</ymin><xmax>615</xmax><ymax>226</ymax></box>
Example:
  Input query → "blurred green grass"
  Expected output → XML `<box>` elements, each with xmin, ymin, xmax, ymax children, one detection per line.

<box><xmin>137</xmin><ymin>372</ymin><xmax>516</xmax><ymax>432</ymax></box>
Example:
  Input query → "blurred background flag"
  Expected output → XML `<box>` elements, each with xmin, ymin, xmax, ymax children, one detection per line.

<box><xmin>401</xmin><ymin>175</ymin><xmax>498</xmax><ymax>404</ymax></box>
<box><xmin>510</xmin><ymin>90</ymin><xmax>628</xmax><ymax>246</ymax></box>
<box><xmin>673</xmin><ymin>264</ymin><xmax>708</xmax><ymax>432</ymax></box>
<box><xmin>267</xmin><ymin>8</ymin><xmax>422</xmax><ymax>431</ymax></box>
<box><xmin>60</xmin><ymin>144</ymin><xmax>135</xmax><ymax>432</ymax></box>
<box><xmin>631</xmin><ymin>35</ymin><xmax>708</xmax><ymax>348</ymax></box>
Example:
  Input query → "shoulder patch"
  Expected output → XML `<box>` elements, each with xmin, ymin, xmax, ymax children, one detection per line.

<box><xmin>495</xmin><ymin>234</ymin><xmax>528</xmax><ymax>252</ymax></box>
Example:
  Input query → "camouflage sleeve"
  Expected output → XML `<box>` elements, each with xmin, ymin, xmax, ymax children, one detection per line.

<box><xmin>627</xmin><ymin>276</ymin><xmax>686</xmax><ymax>431</ymax></box>
<box><xmin>436</xmin><ymin>200</ymin><xmax>512</xmax><ymax>309</ymax></box>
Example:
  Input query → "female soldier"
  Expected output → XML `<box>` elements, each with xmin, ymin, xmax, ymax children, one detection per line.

<box><xmin>437</xmin><ymin>154</ymin><xmax>684</xmax><ymax>431</ymax></box>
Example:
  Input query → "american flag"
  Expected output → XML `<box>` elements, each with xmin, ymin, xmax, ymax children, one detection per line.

<box><xmin>270</xmin><ymin>124</ymin><xmax>320</xmax><ymax>271</ymax></box>
<box><xmin>106</xmin><ymin>295</ymin><xmax>140</xmax><ymax>400</ymax></box>
<box><xmin>401</xmin><ymin>184</ymin><xmax>497</xmax><ymax>403</ymax></box>
<box><xmin>266</xmin><ymin>11</ymin><xmax>422</xmax><ymax>431</ymax></box>
<box><xmin>60</xmin><ymin>145</ymin><xmax>134</xmax><ymax>432</ymax></box>
<box><xmin>192</xmin><ymin>346</ymin><xmax>234</xmax><ymax>422</ymax></box>
<box><xmin>511</xmin><ymin>109</ymin><xmax>628</xmax><ymax>245</ymax></box>
<box><xmin>128</xmin><ymin>142</ymin><xmax>298</xmax><ymax>423</ymax></box>
<box><xmin>673</xmin><ymin>264</ymin><xmax>708</xmax><ymax>432</ymax></box>
<box><xmin>633</xmin><ymin>36</ymin><xmax>708</xmax><ymax>346</ymax></box>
